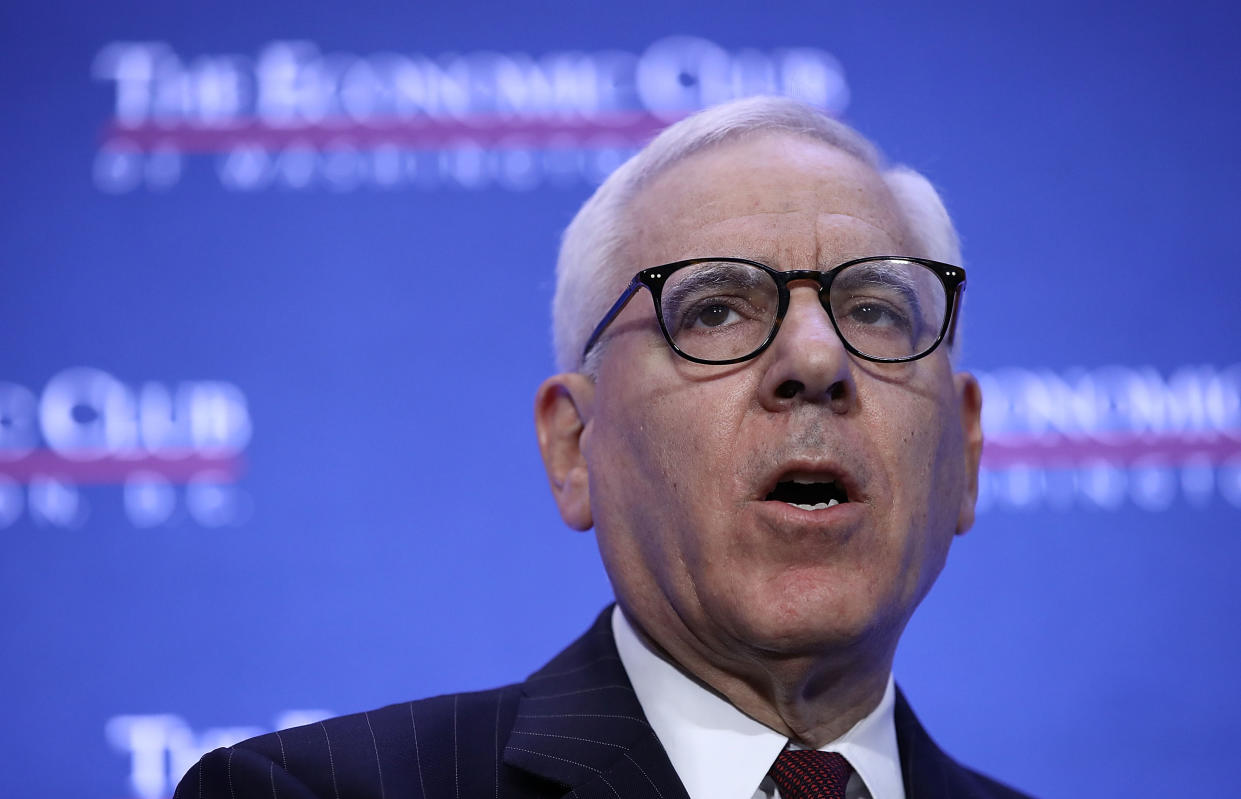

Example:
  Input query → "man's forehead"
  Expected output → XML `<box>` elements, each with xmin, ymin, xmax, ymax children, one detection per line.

<box><xmin>622</xmin><ymin>134</ymin><xmax>911</xmax><ymax>268</ymax></box>
<box><xmin>674</xmin><ymin>212</ymin><xmax>908</xmax><ymax>265</ymax></box>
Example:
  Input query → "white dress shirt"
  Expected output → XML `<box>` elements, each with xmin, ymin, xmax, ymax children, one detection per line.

<box><xmin>612</xmin><ymin>606</ymin><xmax>905</xmax><ymax>799</ymax></box>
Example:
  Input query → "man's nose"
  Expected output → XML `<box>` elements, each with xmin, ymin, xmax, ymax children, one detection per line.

<box><xmin>757</xmin><ymin>285</ymin><xmax>856</xmax><ymax>413</ymax></box>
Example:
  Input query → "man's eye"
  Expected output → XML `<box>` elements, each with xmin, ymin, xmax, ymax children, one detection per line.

<box><xmin>670</xmin><ymin>295</ymin><xmax>755</xmax><ymax>331</ymax></box>
<box><xmin>838</xmin><ymin>296</ymin><xmax>918</xmax><ymax>330</ymax></box>
<box><xmin>693</xmin><ymin>303</ymin><xmax>738</xmax><ymax>328</ymax></box>
<box><xmin>846</xmin><ymin>301</ymin><xmax>905</xmax><ymax>328</ymax></box>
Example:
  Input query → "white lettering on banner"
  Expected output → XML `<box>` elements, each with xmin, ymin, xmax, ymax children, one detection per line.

<box><xmin>124</xmin><ymin>471</ymin><xmax>176</xmax><ymax>527</ymax></box>
<box><xmin>0</xmin><ymin>368</ymin><xmax>252</xmax><ymax>528</ymax></box>
<box><xmin>975</xmin><ymin>364</ymin><xmax>1241</xmax><ymax>512</ymax></box>
<box><xmin>186</xmin><ymin>470</ymin><xmax>250</xmax><ymax>527</ymax></box>
<box><xmin>636</xmin><ymin>37</ymin><xmax>846</xmax><ymax>119</ymax></box>
<box><xmin>210</xmin><ymin>138</ymin><xmax>639</xmax><ymax>192</ymax></box>
<box><xmin>976</xmin><ymin>459</ymin><xmax>1241</xmax><ymax>513</ymax></box>
<box><xmin>0</xmin><ymin>475</ymin><xmax>21</xmax><ymax>526</ymax></box>
<box><xmin>94</xmin><ymin>38</ymin><xmax>846</xmax><ymax>126</ymax></box>
<box><xmin>28</xmin><ymin>475</ymin><xmax>88</xmax><ymax>527</ymax></box>
<box><xmin>91</xmin><ymin>37</ymin><xmax>849</xmax><ymax>193</ymax></box>
<box><xmin>0</xmin><ymin>382</ymin><xmax>39</xmax><ymax>459</ymax></box>
<box><xmin>978</xmin><ymin>365</ymin><xmax>1241</xmax><ymax>441</ymax></box>
<box><xmin>106</xmin><ymin>711</ymin><xmax>333</xmax><ymax>799</ymax></box>
<box><xmin>38</xmin><ymin>367</ymin><xmax>251</xmax><ymax>459</ymax></box>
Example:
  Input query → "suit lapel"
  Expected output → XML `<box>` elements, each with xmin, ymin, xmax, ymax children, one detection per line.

<box><xmin>895</xmin><ymin>687</ymin><xmax>979</xmax><ymax>799</ymax></box>
<box><xmin>502</xmin><ymin>609</ymin><xmax>690</xmax><ymax>799</ymax></box>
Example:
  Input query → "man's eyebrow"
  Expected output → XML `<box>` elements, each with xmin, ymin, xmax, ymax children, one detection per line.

<box><xmin>661</xmin><ymin>264</ymin><xmax>767</xmax><ymax>300</ymax></box>
<box><xmin>681</xmin><ymin>262</ymin><xmax>765</xmax><ymax>284</ymax></box>
<box><xmin>842</xmin><ymin>265</ymin><xmax>926</xmax><ymax>317</ymax></box>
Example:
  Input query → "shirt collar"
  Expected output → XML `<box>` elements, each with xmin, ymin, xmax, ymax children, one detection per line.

<box><xmin>611</xmin><ymin>606</ymin><xmax>905</xmax><ymax>799</ymax></box>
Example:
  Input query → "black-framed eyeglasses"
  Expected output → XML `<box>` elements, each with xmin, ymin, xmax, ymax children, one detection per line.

<box><xmin>580</xmin><ymin>256</ymin><xmax>966</xmax><ymax>366</ymax></box>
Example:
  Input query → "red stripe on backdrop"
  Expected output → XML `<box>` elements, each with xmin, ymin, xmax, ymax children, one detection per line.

<box><xmin>981</xmin><ymin>432</ymin><xmax>1241</xmax><ymax>468</ymax></box>
<box><xmin>0</xmin><ymin>450</ymin><xmax>244</xmax><ymax>484</ymax></box>
<box><xmin>101</xmin><ymin>112</ymin><xmax>681</xmax><ymax>152</ymax></box>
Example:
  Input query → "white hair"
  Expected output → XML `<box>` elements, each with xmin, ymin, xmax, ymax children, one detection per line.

<box><xmin>552</xmin><ymin>96</ymin><xmax>963</xmax><ymax>374</ymax></box>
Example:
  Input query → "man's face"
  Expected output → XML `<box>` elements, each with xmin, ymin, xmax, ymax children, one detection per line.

<box><xmin>562</xmin><ymin>133</ymin><xmax>982</xmax><ymax>676</ymax></box>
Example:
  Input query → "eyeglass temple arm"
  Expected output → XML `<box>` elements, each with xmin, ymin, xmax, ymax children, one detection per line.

<box><xmin>944</xmin><ymin>282</ymin><xmax>966</xmax><ymax>349</ymax></box>
<box><xmin>579</xmin><ymin>278</ymin><xmax>644</xmax><ymax>364</ymax></box>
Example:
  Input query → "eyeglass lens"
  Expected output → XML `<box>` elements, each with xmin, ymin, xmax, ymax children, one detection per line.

<box><xmin>659</xmin><ymin>260</ymin><xmax>948</xmax><ymax>362</ymax></box>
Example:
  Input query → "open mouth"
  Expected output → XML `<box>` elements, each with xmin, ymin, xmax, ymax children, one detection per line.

<box><xmin>764</xmin><ymin>477</ymin><xmax>850</xmax><ymax>511</ymax></box>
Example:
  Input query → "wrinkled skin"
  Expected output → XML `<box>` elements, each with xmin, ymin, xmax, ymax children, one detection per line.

<box><xmin>535</xmin><ymin>132</ymin><xmax>983</xmax><ymax>745</ymax></box>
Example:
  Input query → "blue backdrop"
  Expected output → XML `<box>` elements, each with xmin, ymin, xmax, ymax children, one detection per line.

<box><xmin>3</xmin><ymin>2</ymin><xmax>1239</xmax><ymax>797</ymax></box>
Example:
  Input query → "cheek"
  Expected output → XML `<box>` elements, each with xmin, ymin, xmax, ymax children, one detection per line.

<box><xmin>585</xmin><ymin>387</ymin><xmax>691</xmax><ymax>552</ymax></box>
<box><xmin>884</xmin><ymin>373</ymin><xmax>966</xmax><ymax>496</ymax></box>
<box><xmin>588</xmin><ymin>375</ymin><xmax>751</xmax><ymax>564</ymax></box>
<box><xmin>612</xmin><ymin>375</ymin><xmax>747</xmax><ymax>482</ymax></box>
<box><xmin>892</xmin><ymin>398</ymin><xmax>965</xmax><ymax>581</ymax></box>
<box><xmin>866</xmin><ymin>385</ymin><xmax>962</xmax><ymax>527</ymax></box>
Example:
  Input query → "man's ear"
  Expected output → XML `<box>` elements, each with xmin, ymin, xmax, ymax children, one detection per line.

<box><xmin>954</xmin><ymin>372</ymin><xmax>984</xmax><ymax>535</ymax></box>
<box><xmin>534</xmin><ymin>373</ymin><xmax>596</xmax><ymax>531</ymax></box>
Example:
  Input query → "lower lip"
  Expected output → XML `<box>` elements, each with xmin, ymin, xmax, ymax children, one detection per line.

<box><xmin>753</xmin><ymin>499</ymin><xmax>865</xmax><ymax>529</ymax></box>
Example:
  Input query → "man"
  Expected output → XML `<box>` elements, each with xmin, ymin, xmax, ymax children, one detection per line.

<box><xmin>176</xmin><ymin>97</ymin><xmax>1030</xmax><ymax>799</ymax></box>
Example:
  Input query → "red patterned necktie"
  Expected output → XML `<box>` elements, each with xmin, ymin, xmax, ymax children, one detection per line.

<box><xmin>769</xmin><ymin>749</ymin><xmax>854</xmax><ymax>799</ymax></box>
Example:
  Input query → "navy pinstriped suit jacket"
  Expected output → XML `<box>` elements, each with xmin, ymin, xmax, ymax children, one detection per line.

<box><xmin>176</xmin><ymin>608</ymin><xmax>1031</xmax><ymax>799</ymax></box>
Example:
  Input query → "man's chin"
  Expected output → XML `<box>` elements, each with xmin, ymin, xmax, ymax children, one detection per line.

<box><xmin>722</xmin><ymin>605</ymin><xmax>887</xmax><ymax>664</ymax></box>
